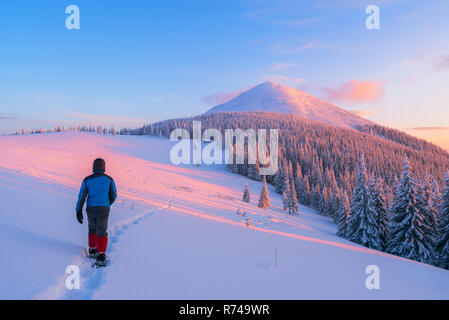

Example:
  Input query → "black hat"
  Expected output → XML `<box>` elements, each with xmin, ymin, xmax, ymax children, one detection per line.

<box><xmin>93</xmin><ymin>158</ymin><xmax>106</xmax><ymax>172</ymax></box>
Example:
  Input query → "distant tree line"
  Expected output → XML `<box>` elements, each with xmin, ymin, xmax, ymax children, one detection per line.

<box><xmin>8</xmin><ymin>125</ymin><xmax>132</xmax><ymax>136</ymax></box>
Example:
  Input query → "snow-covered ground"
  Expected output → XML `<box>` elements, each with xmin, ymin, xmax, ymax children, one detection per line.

<box><xmin>0</xmin><ymin>132</ymin><xmax>448</xmax><ymax>299</ymax></box>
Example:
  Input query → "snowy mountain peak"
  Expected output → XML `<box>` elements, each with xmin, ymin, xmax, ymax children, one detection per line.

<box><xmin>205</xmin><ymin>82</ymin><xmax>373</xmax><ymax>129</ymax></box>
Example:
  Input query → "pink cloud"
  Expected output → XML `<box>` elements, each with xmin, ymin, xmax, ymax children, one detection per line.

<box><xmin>325</xmin><ymin>79</ymin><xmax>385</xmax><ymax>103</ymax></box>
<box><xmin>0</xmin><ymin>113</ymin><xmax>19</xmax><ymax>120</ymax></box>
<box><xmin>433</xmin><ymin>54</ymin><xmax>449</xmax><ymax>71</ymax></box>
<box><xmin>202</xmin><ymin>89</ymin><xmax>246</xmax><ymax>105</ymax></box>
<box><xmin>410</xmin><ymin>126</ymin><xmax>449</xmax><ymax>131</ymax></box>
<box><xmin>271</xmin><ymin>41</ymin><xmax>318</xmax><ymax>55</ymax></box>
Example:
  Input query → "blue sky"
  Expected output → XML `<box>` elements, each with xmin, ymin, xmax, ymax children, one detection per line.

<box><xmin>1</xmin><ymin>0</ymin><xmax>448</xmax><ymax>146</ymax></box>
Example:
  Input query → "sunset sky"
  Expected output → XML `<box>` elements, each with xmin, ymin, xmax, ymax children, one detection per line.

<box><xmin>0</xmin><ymin>0</ymin><xmax>448</xmax><ymax>149</ymax></box>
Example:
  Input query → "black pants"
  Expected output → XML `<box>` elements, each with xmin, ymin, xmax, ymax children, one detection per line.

<box><xmin>86</xmin><ymin>206</ymin><xmax>110</xmax><ymax>237</ymax></box>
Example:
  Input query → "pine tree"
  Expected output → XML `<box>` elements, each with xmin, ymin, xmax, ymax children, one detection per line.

<box><xmin>282</xmin><ymin>175</ymin><xmax>291</xmax><ymax>212</ymax></box>
<box><xmin>295</xmin><ymin>163</ymin><xmax>303</xmax><ymax>182</ymax></box>
<box><xmin>294</xmin><ymin>163</ymin><xmax>303</xmax><ymax>200</ymax></box>
<box><xmin>328</xmin><ymin>185</ymin><xmax>341</xmax><ymax>220</ymax></box>
<box><xmin>431</xmin><ymin>176</ymin><xmax>441</xmax><ymax>210</ymax></box>
<box><xmin>228</xmin><ymin>146</ymin><xmax>239</xmax><ymax>174</ymax></box>
<box><xmin>369</xmin><ymin>176</ymin><xmax>389</xmax><ymax>249</ymax></box>
<box><xmin>436</xmin><ymin>171</ymin><xmax>449</xmax><ymax>269</ymax></box>
<box><xmin>282</xmin><ymin>163</ymin><xmax>291</xmax><ymax>195</ymax></box>
<box><xmin>311</xmin><ymin>184</ymin><xmax>321</xmax><ymax>210</ymax></box>
<box><xmin>288</xmin><ymin>175</ymin><xmax>299</xmax><ymax>215</ymax></box>
<box><xmin>422</xmin><ymin>174</ymin><xmax>439</xmax><ymax>251</ymax></box>
<box><xmin>282</xmin><ymin>191</ymin><xmax>288</xmax><ymax>211</ymax></box>
<box><xmin>336</xmin><ymin>191</ymin><xmax>350</xmax><ymax>237</ymax></box>
<box><xmin>274</xmin><ymin>161</ymin><xmax>286</xmax><ymax>194</ymax></box>
<box><xmin>347</xmin><ymin>155</ymin><xmax>382</xmax><ymax>250</ymax></box>
<box><xmin>242</xmin><ymin>184</ymin><xmax>250</xmax><ymax>203</ymax></box>
<box><xmin>384</xmin><ymin>182</ymin><xmax>393</xmax><ymax>213</ymax></box>
<box><xmin>247</xmin><ymin>160</ymin><xmax>262</xmax><ymax>181</ymax></box>
<box><xmin>386</xmin><ymin>156</ymin><xmax>437</xmax><ymax>265</ymax></box>
<box><xmin>258</xmin><ymin>176</ymin><xmax>270</xmax><ymax>209</ymax></box>
<box><xmin>298</xmin><ymin>175</ymin><xmax>310</xmax><ymax>205</ymax></box>
<box><xmin>318</xmin><ymin>187</ymin><xmax>329</xmax><ymax>215</ymax></box>
<box><xmin>229</xmin><ymin>162</ymin><xmax>239</xmax><ymax>174</ymax></box>
<box><xmin>275</xmin><ymin>160</ymin><xmax>289</xmax><ymax>194</ymax></box>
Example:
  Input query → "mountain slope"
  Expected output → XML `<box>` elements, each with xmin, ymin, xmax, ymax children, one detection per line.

<box><xmin>0</xmin><ymin>133</ymin><xmax>449</xmax><ymax>299</ymax></box>
<box><xmin>206</xmin><ymin>82</ymin><xmax>373</xmax><ymax>129</ymax></box>
<box><xmin>1</xmin><ymin>133</ymin><xmax>449</xmax><ymax>299</ymax></box>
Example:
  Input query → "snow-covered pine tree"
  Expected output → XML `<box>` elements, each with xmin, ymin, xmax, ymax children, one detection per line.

<box><xmin>336</xmin><ymin>191</ymin><xmax>350</xmax><ymax>237</ymax></box>
<box><xmin>281</xmin><ymin>162</ymin><xmax>292</xmax><ymax>196</ymax></box>
<box><xmin>436</xmin><ymin>171</ymin><xmax>449</xmax><ymax>269</ymax></box>
<box><xmin>295</xmin><ymin>163</ymin><xmax>303</xmax><ymax>183</ymax></box>
<box><xmin>228</xmin><ymin>145</ymin><xmax>239</xmax><ymax>174</ymax></box>
<box><xmin>311</xmin><ymin>184</ymin><xmax>321</xmax><ymax>210</ymax></box>
<box><xmin>318</xmin><ymin>186</ymin><xmax>329</xmax><ymax>215</ymax></box>
<box><xmin>369</xmin><ymin>176</ymin><xmax>389</xmax><ymax>249</ymax></box>
<box><xmin>431</xmin><ymin>175</ymin><xmax>441</xmax><ymax>210</ymax></box>
<box><xmin>274</xmin><ymin>160</ymin><xmax>286</xmax><ymax>194</ymax></box>
<box><xmin>242</xmin><ymin>184</ymin><xmax>250</xmax><ymax>203</ymax></box>
<box><xmin>287</xmin><ymin>161</ymin><xmax>294</xmax><ymax>179</ymax></box>
<box><xmin>384</xmin><ymin>182</ymin><xmax>393</xmax><ymax>214</ymax></box>
<box><xmin>282</xmin><ymin>191</ymin><xmax>288</xmax><ymax>211</ymax></box>
<box><xmin>311</xmin><ymin>164</ymin><xmax>323</xmax><ymax>190</ymax></box>
<box><xmin>341</xmin><ymin>168</ymin><xmax>353</xmax><ymax>198</ymax></box>
<box><xmin>298</xmin><ymin>175</ymin><xmax>310</xmax><ymax>206</ymax></box>
<box><xmin>422</xmin><ymin>174</ymin><xmax>439</xmax><ymax>251</ymax></box>
<box><xmin>347</xmin><ymin>155</ymin><xmax>382</xmax><ymax>250</ymax></box>
<box><xmin>386</xmin><ymin>156</ymin><xmax>437</xmax><ymax>265</ymax></box>
<box><xmin>275</xmin><ymin>161</ymin><xmax>289</xmax><ymax>194</ymax></box>
<box><xmin>283</xmin><ymin>176</ymin><xmax>291</xmax><ymax>211</ymax></box>
<box><xmin>228</xmin><ymin>162</ymin><xmax>239</xmax><ymax>174</ymax></box>
<box><xmin>325</xmin><ymin>167</ymin><xmax>338</xmax><ymax>191</ymax></box>
<box><xmin>294</xmin><ymin>162</ymin><xmax>303</xmax><ymax>200</ymax></box>
<box><xmin>288</xmin><ymin>175</ymin><xmax>299</xmax><ymax>215</ymax></box>
<box><xmin>247</xmin><ymin>160</ymin><xmax>262</xmax><ymax>181</ymax></box>
<box><xmin>258</xmin><ymin>176</ymin><xmax>270</xmax><ymax>209</ymax></box>
<box><xmin>328</xmin><ymin>185</ymin><xmax>341</xmax><ymax>219</ymax></box>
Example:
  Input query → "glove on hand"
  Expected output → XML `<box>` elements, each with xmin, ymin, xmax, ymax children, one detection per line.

<box><xmin>76</xmin><ymin>211</ymin><xmax>83</xmax><ymax>224</ymax></box>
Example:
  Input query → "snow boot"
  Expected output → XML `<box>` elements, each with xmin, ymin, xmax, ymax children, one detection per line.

<box><xmin>87</xmin><ymin>247</ymin><xmax>97</xmax><ymax>259</ymax></box>
<box><xmin>95</xmin><ymin>253</ymin><xmax>107</xmax><ymax>267</ymax></box>
<box><xmin>93</xmin><ymin>236</ymin><xmax>108</xmax><ymax>267</ymax></box>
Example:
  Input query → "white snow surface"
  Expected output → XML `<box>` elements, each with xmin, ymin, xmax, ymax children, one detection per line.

<box><xmin>206</xmin><ymin>82</ymin><xmax>373</xmax><ymax>129</ymax></box>
<box><xmin>0</xmin><ymin>132</ymin><xmax>448</xmax><ymax>299</ymax></box>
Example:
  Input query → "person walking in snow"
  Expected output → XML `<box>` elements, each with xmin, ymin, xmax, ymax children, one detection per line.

<box><xmin>76</xmin><ymin>158</ymin><xmax>117</xmax><ymax>267</ymax></box>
